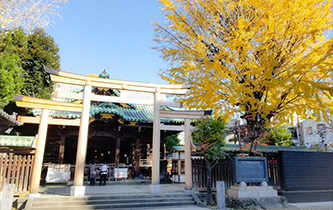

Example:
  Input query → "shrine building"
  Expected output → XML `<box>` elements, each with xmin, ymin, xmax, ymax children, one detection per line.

<box><xmin>15</xmin><ymin>70</ymin><xmax>183</xmax><ymax>174</ymax></box>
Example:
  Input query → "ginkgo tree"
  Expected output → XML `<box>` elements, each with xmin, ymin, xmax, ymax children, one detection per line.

<box><xmin>0</xmin><ymin>0</ymin><xmax>67</xmax><ymax>31</ymax></box>
<box><xmin>154</xmin><ymin>0</ymin><xmax>333</xmax><ymax>152</ymax></box>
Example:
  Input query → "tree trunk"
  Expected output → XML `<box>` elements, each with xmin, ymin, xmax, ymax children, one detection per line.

<box><xmin>242</xmin><ymin>114</ymin><xmax>267</xmax><ymax>155</ymax></box>
<box><xmin>206</xmin><ymin>160</ymin><xmax>213</xmax><ymax>205</ymax></box>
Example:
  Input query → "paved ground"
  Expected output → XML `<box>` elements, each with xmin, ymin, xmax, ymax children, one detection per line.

<box><xmin>281</xmin><ymin>191</ymin><xmax>333</xmax><ymax>203</ymax></box>
<box><xmin>39</xmin><ymin>181</ymin><xmax>186</xmax><ymax>195</ymax></box>
<box><xmin>37</xmin><ymin>181</ymin><xmax>333</xmax><ymax>210</ymax></box>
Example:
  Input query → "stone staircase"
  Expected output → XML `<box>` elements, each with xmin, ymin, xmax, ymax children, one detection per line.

<box><xmin>25</xmin><ymin>193</ymin><xmax>197</xmax><ymax>209</ymax></box>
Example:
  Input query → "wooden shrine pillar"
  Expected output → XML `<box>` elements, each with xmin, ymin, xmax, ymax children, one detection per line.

<box><xmin>58</xmin><ymin>134</ymin><xmax>66</xmax><ymax>164</ymax></box>
<box><xmin>161</xmin><ymin>132</ymin><xmax>166</xmax><ymax>160</ymax></box>
<box><xmin>29</xmin><ymin>108</ymin><xmax>50</xmax><ymax>195</ymax></box>
<box><xmin>115</xmin><ymin>136</ymin><xmax>121</xmax><ymax>168</ymax></box>
<box><xmin>135</xmin><ymin>137</ymin><xmax>141</xmax><ymax>173</ymax></box>
<box><xmin>71</xmin><ymin>82</ymin><xmax>91</xmax><ymax>196</ymax></box>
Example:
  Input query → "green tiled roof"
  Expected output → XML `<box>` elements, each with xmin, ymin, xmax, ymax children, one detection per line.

<box><xmin>89</xmin><ymin>102</ymin><xmax>182</xmax><ymax>123</ymax></box>
<box><xmin>172</xmin><ymin>146</ymin><xmax>185</xmax><ymax>152</ymax></box>
<box><xmin>36</xmin><ymin>80</ymin><xmax>184</xmax><ymax>124</ymax></box>
<box><xmin>0</xmin><ymin>135</ymin><xmax>37</xmax><ymax>147</ymax></box>
<box><xmin>221</xmin><ymin>144</ymin><xmax>314</xmax><ymax>153</ymax></box>
<box><xmin>172</xmin><ymin>144</ymin><xmax>313</xmax><ymax>153</ymax></box>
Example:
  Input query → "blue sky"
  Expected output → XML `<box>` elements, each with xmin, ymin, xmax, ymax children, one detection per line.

<box><xmin>46</xmin><ymin>0</ymin><xmax>168</xmax><ymax>84</ymax></box>
<box><xmin>46</xmin><ymin>1</ymin><xmax>333</xmax><ymax>85</ymax></box>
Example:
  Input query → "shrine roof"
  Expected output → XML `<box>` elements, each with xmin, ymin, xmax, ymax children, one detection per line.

<box><xmin>221</xmin><ymin>144</ymin><xmax>315</xmax><ymax>153</ymax></box>
<box><xmin>0</xmin><ymin>135</ymin><xmax>37</xmax><ymax>147</ymax></box>
<box><xmin>0</xmin><ymin>109</ymin><xmax>22</xmax><ymax>126</ymax></box>
<box><xmin>171</xmin><ymin>145</ymin><xmax>185</xmax><ymax>152</ymax></box>
<box><xmin>36</xmin><ymin>83</ymin><xmax>183</xmax><ymax>124</ymax></box>
<box><xmin>173</xmin><ymin>144</ymin><xmax>314</xmax><ymax>153</ymax></box>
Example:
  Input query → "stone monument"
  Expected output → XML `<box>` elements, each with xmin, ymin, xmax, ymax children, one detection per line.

<box><xmin>227</xmin><ymin>157</ymin><xmax>287</xmax><ymax>209</ymax></box>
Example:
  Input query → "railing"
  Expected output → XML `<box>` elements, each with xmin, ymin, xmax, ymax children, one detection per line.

<box><xmin>0</xmin><ymin>154</ymin><xmax>34</xmax><ymax>194</ymax></box>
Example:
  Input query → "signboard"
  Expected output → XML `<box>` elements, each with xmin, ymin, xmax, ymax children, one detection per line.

<box><xmin>233</xmin><ymin>157</ymin><xmax>268</xmax><ymax>183</ymax></box>
<box><xmin>114</xmin><ymin>168</ymin><xmax>128</xmax><ymax>180</ymax></box>
<box><xmin>45</xmin><ymin>164</ymin><xmax>71</xmax><ymax>183</ymax></box>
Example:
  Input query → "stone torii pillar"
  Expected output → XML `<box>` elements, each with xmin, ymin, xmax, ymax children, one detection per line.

<box><xmin>150</xmin><ymin>89</ymin><xmax>162</xmax><ymax>194</ymax></box>
<box><xmin>184</xmin><ymin>118</ymin><xmax>192</xmax><ymax>191</ymax></box>
<box><xmin>14</xmin><ymin>96</ymin><xmax>83</xmax><ymax>197</ymax></box>
<box><xmin>71</xmin><ymin>81</ymin><xmax>92</xmax><ymax>196</ymax></box>
<box><xmin>160</xmin><ymin>110</ymin><xmax>210</xmax><ymax>192</ymax></box>
<box><xmin>29</xmin><ymin>108</ymin><xmax>50</xmax><ymax>196</ymax></box>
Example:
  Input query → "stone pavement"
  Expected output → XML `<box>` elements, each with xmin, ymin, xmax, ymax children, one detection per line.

<box><xmin>37</xmin><ymin>181</ymin><xmax>333</xmax><ymax>210</ymax></box>
<box><xmin>39</xmin><ymin>181</ymin><xmax>186</xmax><ymax>195</ymax></box>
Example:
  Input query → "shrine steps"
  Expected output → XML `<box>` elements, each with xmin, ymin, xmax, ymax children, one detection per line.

<box><xmin>28</xmin><ymin>193</ymin><xmax>197</xmax><ymax>209</ymax></box>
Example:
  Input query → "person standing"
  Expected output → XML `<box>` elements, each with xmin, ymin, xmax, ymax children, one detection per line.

<box><xmin>99</xmin><ymin>162</ymin><xmax>108</xmax><ymax>186</ymax></box>
<box><xmin>89</xmin><ymin>163</ymin><xmax>97</xmax><ymax>185</ymax></box>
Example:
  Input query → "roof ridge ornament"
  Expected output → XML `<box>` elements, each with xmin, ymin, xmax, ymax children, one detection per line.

<box><xmin>99</xmin><ymin>69</ymin><xmax>110</xmax><ymax>79</ymax></box>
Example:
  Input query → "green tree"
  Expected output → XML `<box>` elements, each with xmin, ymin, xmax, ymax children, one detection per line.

<box><xmin>192</xmin><ymin>117</ymin><xmax>227</xmax><ymax>205</ymax></box>
<box><xmin>0</xmin><ymin>48</ymin><xmax>24</xmax><ymax>109</ymax></box>
<box><xmin>21</xmin><ymin>28</ymin><xmax>60</xmax><ymax>99</ymax></box>
<box><xmin>0</xmin><ymin>29</ymin><xmax>26</xmax><ymax>108</ymax></box>
<box><xmin>165</xmin><ymin>133</ymin><xmax>180</xmax><ymax>152</ymax></box>
<box><xmin>0</xmin><ymin>28</ymin><xmax>60</xmax><ymax>113</ymax></box>
<box><xmin>264</xmin><ymin>126</ymin><xmax>292</xmax><ymax>146</ymax></box>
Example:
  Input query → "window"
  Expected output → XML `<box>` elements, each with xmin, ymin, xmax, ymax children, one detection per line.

<box><xmin>317</xmin><ymin>124</ymin><xmax>326</xmax><ymax>132</ymax></box>
<box><xmin>305</xmin><ymin>127</ymin><xmax>313</xmax><ymax>135</ymax></box>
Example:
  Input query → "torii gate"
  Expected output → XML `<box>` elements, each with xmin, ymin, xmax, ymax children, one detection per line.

<box><xmin>159</xmin><ymin>110</ymin><xmax>210</xmax><ymax>192</ymax></box>
<box><xmin>15</xmin><ymin>68</ymin><xmax>193</xmax><ymax>196</ymax></box>
<box><xmin>14</xmin><ymin>96</ymin><xmax>83</xmax><ymax>197</ymax></box>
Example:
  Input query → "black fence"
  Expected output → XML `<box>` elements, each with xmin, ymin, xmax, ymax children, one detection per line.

<box><xmin>279</xmin><ymin>151</ymin><xmax>333</xmax><ymax>191</ymax></box>
<box><xmin>192</xmin><ymin>153</ymin><xmax>280</xmax><ymax>191</ymax></box>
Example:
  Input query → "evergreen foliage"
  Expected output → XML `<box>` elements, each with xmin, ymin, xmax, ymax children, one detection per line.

<box><xmin>264</xmin><ymin>126</ymin><xmax>293</xmax><ymax>146</ymax></box>
<box><xmin>21</xmin><ymin>28</ymin><xmax>60</xmax><ymax>99</ymax></box>
<box><xmin>0</xmin><ymin>29</ymin><xmax>26</xmax><ymax>108</ymax></box>
<box><xmin>165</xmin><ymin>133</ymin><xmax>180</xmax><ymax>152</ymax></box>
<box><xmin>192</xmin><ymin>117</ymin><xmax>227</xmax><ymax>161</ymax></box>
<box><xmin>191</xmin><ymin>117</ymin><xmax>227</xmax><ymax>205</ymax></box>
<box><xmin>0</xmin><ymin>28</ymin><xmax>60</xmax><ymax>112</ymax></box>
